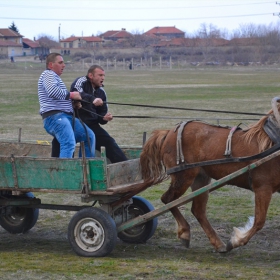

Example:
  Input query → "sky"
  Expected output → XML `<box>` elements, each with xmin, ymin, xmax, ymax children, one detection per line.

<box><xmin>1</xmin><ymin>0</ymin><xmax>280</xmax><ymax>41</ymax></box>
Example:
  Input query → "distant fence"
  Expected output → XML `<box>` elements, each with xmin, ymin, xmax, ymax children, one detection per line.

<box><xmin>64</xmin><ymin>56</ymin><xmax>273</xmax><ymax>72</ymax></box>
<box><xmin>9</xmin><ymin>55</ymin><xmax>274</xmax><ymax>72</ymax></box>
<box><xmin>66</xmin><ymin>57</ymin><xmax>179</xmax><ymax>71</ymax></box>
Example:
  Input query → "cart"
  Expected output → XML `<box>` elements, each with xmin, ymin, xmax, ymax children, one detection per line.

<box><xmin>0</xmin><ymin>140</ymin><xmax>279</xmax><ymax>257</ymax></box>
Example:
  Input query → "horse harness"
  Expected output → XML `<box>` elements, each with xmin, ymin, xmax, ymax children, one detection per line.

<box><xmin>167</xmin><ymin>119</ymin><xmax>280</xmax><ymax>175</ymax></box>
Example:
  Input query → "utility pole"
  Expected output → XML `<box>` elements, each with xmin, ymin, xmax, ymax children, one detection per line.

<box><xmin>273</xmin><ymin>2</ymin><xmax>280</xmax><ymax>17</ymax></box>
<box><xmin>58</xmin><ymin>24</ymin><xmax>61</xmax><ymax>42</ymax></box>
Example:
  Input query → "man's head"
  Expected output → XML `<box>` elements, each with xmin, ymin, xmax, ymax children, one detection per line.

<box><xmin>46</xmin><ymin>53</ymin><xmax>65</xmax><ymax>76</ymax></box>
<box><xmin>87</xmin><ymin>65</ymin><xmax>105</xmax><ymax>88</ymax></box>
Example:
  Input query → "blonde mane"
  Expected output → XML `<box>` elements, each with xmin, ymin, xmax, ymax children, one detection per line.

<box><xmin>243</xmin><ymin>109</ymin><xmax>274</xmax><ymax>152</ymax></box>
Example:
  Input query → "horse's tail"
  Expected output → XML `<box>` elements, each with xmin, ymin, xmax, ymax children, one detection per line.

<box><xmin>140</xmin><ymin>129</ymin><xmax>170</xmax><ymax>185</ymax></box>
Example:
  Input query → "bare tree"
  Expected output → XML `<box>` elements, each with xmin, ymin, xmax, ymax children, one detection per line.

<box><xmin>194</xmin><ymin>23</ymin><xmax>222</xmax><ymax>62</ymax></box>
<box><xmin>36</xmin><ymin>34</ymin><xmax>60</xmax><ymax>55</ymax></box>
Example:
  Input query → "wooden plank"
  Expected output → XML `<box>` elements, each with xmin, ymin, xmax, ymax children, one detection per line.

<box><xmin>0</xmin><ymin>157</ymin><xmax>14</xmax><ymax>187</ymax></box>
<box><xmin>122</xmin><ymin>147</ymin><xmax>142</xmax><ymax>159</ymax></box>
<box><xmin>0</xmin><ymin>142</ymin><xmax>51</xmax><ymax>157</ymax></box>
<box><xmin>107</xmin><ymin>159</ymin><xmax>142</xmax><ymax>189</ymax></box>
<box><xmin>14</xmin><ymin>157</ymin><xmax>84</xmax><ymax>191</ymax></box>
<box><xmin>0</xmin><ymin>156</ymin><xmax>108</xmax><ymax>192</ymax></box>
<box><xmin>88</xmin><ymin>159</ymin><xmax>107</xmax><ymax>191</ymax></box>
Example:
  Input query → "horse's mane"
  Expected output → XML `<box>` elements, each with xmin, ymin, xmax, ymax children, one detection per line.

<box><xmin>243</xmin><ymin>108</ymin><xmax>274</xmax><ymax>152</ymax></box>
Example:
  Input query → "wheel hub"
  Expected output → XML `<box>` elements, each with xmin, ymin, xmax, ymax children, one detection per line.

<box><xmin>80</xmin><ymin>221</ymin><xmax>103</xmax><ymax>246</ymax></box>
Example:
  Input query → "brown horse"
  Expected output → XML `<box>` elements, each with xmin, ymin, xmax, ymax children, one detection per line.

<box><xmin>140</xmin><ymin>104</ymin><xmax>280</xmax><ymax>252</ymax></box>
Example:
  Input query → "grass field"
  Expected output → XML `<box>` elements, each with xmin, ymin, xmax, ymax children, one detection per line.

<box><xmin>0</xmin><ymin>59</ymin><xmax>280</xmax><ymax>279</ymax></box>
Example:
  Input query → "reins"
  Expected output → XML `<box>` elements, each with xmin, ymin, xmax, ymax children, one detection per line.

<box><xmin>77</xmin><ymin>99</ymin><xmax>270</xmax><ymax>118</ymax></box>
<box><xmin>79</xmin><ymin>106</ymin><xmax>258</xmax><ymax>121</ymax></box>
<box><xmin>106</xmin><ymin>102</ymin><xmax>269</xmax><ymax>117</ymax></box>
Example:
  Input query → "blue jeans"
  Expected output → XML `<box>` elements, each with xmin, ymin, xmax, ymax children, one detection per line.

<box><xmin>43</xmin><ymin>113</ymin><xmax>95</xmax><ymax>158</ymax></box>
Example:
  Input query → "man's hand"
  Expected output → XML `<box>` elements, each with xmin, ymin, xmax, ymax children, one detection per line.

<box><xmin>73</xmin><ymin>101</ymin><xmax>82</xmax><ymax>110</ymax></box>
<box><xmin>93</xmin><ymin>98</ymin><xmax>103</xmax><ymax>106</ymax></box>
<box><xmin>103</xmin><ymin>112</ymin><xmax>113</xmax><ymax>121</ymax></box>
<box><xmin>70</xmin><ymin>91</ymin><xmax>82</xmax><ymax>100</ymax></box>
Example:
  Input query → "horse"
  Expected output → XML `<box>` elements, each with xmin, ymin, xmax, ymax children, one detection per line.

<box><xmin>139</xmin><ymin>101</ymin><xmax>280</xmax><ymax>252</ymax></box>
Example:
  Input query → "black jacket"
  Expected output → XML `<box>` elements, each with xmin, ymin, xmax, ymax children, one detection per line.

<box><xmin>70</xmin><ymin>76</ymin><xmax>108</xmax><ymax>126</ymax></box>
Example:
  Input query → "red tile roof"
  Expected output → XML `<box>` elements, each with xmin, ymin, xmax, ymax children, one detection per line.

<box><xmin>23</xmin><ymin>38</ymin><xmax>40</xmax><ymax>48</ymax></box>
<box><xmin>82</xmin><ymin>36</ymin><xmax>103</xmax><ymax>42</ymax></box>
<box><xmin>100</xmin><ymin>30</ymin><xmax>133</xmax><ymax>38</ymax></box>
<box><xmin>145</xmin><ymin>26</ymin><xmax>185</xmax><ymax>35</ymax></box>
<box><xmin>60</xmin><ymin>36</ymin><xmax>102</xmax><ymax>42</ymax></box>
<box><xmin>0</xmin><ymin>28</ymin><xmax>23</xmax><ymax>37</ymax></box>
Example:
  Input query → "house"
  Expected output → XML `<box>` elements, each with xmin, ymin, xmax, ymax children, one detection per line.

<box><xmin>0</xmin><ymin>28</ymin><xmax>23</xmax><ymax>57</ymax></box>
<box><xmin>144</xmin><ymin>26</ymin><xmax>185</xmax><ymax>39</ymax></box>
<box><xmin>22</xmin><ymin>38</ymin><xmax>41</xmax><ymax>56</ymax></box>
<box><xmin>59</xmin><ymin>36</ymin><xmax>104</xmax><ymax>55</ymax></box>
<box><xmin>100</xmin><ymin>28</ymin><xmax>133</xmax><ymax>42</ymax></box>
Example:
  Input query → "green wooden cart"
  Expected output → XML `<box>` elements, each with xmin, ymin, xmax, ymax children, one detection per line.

<box><xmin>1</xmin><ymin>140</ymin><xmax>279</xmax><ymax>257</ymax></box>
<box><xmin>0</xmin><ymin>140</ymin><xmax>158</xmax><ymax>257</ymax></box>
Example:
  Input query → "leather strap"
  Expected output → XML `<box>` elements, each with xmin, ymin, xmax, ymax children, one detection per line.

<box><xmin>166</xmin><ymin>142</ymin><xmax>280</xmax><ymax>175</ymax></box>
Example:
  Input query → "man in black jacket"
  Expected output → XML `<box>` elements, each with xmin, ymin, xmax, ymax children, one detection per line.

<box><xmin>51</xmin><ymin>65</ymin><xmax>127</xmax><ymax>163</ymax></box>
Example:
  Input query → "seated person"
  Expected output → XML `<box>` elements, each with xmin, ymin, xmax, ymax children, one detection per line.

<box><xmin>52</xmin><ymin>65</ymin><xmax>127</xmax><ymax>163</ymax></box>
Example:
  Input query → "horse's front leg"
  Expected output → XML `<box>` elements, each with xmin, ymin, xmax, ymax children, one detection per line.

<box><xmin>227</xmin><ymin>186</ymin><xmax>272</xmax><ymax>251</ymax></box>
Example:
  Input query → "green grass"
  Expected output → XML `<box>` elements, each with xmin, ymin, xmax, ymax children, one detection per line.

<box><xmin>1</xmin><ymin>61</ymin><xmax>280</xmax><ymax>279</ymax></box>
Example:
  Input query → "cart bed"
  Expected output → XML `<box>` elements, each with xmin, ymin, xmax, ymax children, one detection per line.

<box><xmin>0</xmin><ymin>141</ymin><xmax>143</xmax><ymax>197</ymax></box>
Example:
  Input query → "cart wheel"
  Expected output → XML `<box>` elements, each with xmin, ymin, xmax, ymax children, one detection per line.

<box><xmin>117</xmin><ymin>196</ymin><xmax>158</xmax><ymax>244</ymax></box>
<box><xmin>0</xmin><ymin>192</ymin><xmax>39</xmax><ymax>234</ymax></box>
<box><xmin>68</xmin><ymin>207</ymin><xmax>117</xmax><ymax>257</ymax></box>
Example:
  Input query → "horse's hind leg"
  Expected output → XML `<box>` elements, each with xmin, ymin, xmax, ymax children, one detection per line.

<box><xmin>191</xmin><ymin>170</ymin><xmax>227</xmax><ymax>252</ymax></box>
<box><xmin>227</xmin><ymin>185</ymin><xmax>272</xmax><ymax>251</ymax></box>
<box><xmin>161</xmin><ymin>170</ymin><xmax>198</xmax><ymax>248</ymax></box>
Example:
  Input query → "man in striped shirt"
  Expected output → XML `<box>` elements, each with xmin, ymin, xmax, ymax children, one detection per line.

<box><xmin>38</xmin><ymin>53</ymin><xmax>95</xmax><ymax>158</ymax></box>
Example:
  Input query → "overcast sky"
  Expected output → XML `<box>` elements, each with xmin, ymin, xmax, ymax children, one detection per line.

<box><xmin>1</xmin><ymin>0</ymin><xmax>280</xmax><ymax>40</ymax></box>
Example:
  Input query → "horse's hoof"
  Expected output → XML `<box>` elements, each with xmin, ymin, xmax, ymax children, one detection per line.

<box><xmin>180</xmin><ymin>238</ymin><xmax>190</xmax><ymax>248</ymax></box>
<box><xmin>216</xmin><ymin>245</ymin><xmax>228</xmax><ymax>253</ymax></box>
<box><xmin>226</xmin><ymin>241</ymin><xmax>233</xmax><ymax>252</ymax></box>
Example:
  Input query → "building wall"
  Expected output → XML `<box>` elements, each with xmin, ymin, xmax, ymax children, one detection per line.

<box><xmin>0</xmin><ymin>46</ymin><xmax>23</xmax><ymax>57</ymax></box>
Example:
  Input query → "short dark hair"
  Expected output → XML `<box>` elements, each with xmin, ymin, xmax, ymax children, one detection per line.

<box><xmin>87</xmin><ymin>65</ymin><xmax>104</xmax><ymax>75</ymax></box>
<box><xmin>46</xmin><ymin>53</ymin><xmax>61</xmax><ymax>69</ymax></box>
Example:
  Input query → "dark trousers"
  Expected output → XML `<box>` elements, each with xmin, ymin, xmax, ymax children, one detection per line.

<box><xmin>51</xmin><ymin>124</ymin><xmax>128</xmax><ymax>163</ymax></box>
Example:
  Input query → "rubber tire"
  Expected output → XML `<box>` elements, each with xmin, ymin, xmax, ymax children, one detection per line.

<box><xmin>68</xmin><ymin>207</ymin><xmax>117</xmax><ymax>257</ymax></box>
<box><xmin>0</xmin><ymin>192</ymin><xmax>39</xmax><ymax>234</ymax></box>
<box><xmin>117</xmin><ymin>196</ymin><xmax>158</xmax><ymax>244</ymax></box>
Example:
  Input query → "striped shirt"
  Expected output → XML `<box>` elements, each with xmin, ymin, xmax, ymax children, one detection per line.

<box><xmin>38</xmin><ymin>69</ymin><xmax>73</xmax><ymax>115</ymax></box>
